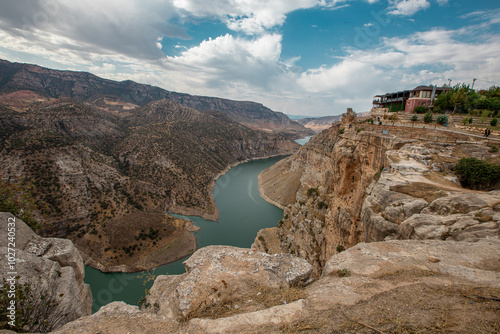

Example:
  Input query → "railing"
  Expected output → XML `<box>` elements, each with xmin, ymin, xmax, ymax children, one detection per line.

<box><xmin>363</xmin><ymin>123</ymin><xmax>500</xmax><ymax>146</ymax></box>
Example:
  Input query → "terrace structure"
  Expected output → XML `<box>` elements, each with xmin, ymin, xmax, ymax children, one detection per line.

<box><xmin>373</xmin><ymin>85</ymin><xmax>451</xmax><ymax>113</ymax></box>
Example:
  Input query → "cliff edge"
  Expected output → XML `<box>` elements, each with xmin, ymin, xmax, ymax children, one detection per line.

<box><xmin>255</xmin><ymin>109</ymin><xmax>500</xmax><ymax>278</ymax></box>
<box><xmin>0</xmin><ymin>213</ymin><xmax>92</xmax><ymax>332</ymax></box>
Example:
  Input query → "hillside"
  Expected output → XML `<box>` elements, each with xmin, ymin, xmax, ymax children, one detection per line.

<box><xmin>295</xmin><ymin>115</ymin><xmax>342</xmax><ymax>133</ymax></box>
<box><xmin>0</xmin><ymin>98</ymin><xmax>298</xmax><ymax>271</ymax></box>
<box><xmin>0</xmin><ymin>59</ymin><xmax>313</xmax><ymax>139</ymax></box>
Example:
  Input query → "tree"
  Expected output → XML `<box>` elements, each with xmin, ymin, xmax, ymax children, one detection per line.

<box><xmin>0</xmin><ymin>278</ymin><xmax>69</xmax><ymax>333</ymax></box>
<box><xmin>492</xmin><ymin>117</ymin><xmax>498</xmax><ymax>127</ymax></box>
<box><xmin>424</xmin><ymin>111</ymin><xmax>433</xmax><ymax>124</ymax></box>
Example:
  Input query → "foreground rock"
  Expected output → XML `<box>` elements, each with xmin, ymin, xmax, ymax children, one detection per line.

<box><xmin>147</xmin><ymin>246</ymin><xmax>313</xmax><ymax>319</ymax></box>
<box><xmin>54</xmin><ymin>239</ymin><xmax>500</xmax><ymax>333</ymax></box>
<box><xmin>0</xmin><ymin>213</ymin><xmax>92</xmax><ymax>332</ymax></box>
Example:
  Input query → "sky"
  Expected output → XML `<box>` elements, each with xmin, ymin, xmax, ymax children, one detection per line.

<box><xmin>0</xmin><ymin>0</ymin><xmax>499</xmax><ymax>116</ymax></box>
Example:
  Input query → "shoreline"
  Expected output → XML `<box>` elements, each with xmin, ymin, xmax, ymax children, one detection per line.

<box><xmin>84</xmin><ymin>154</ymin><xmax>291</xmax><ymax>273</ymax></box>
<box><xmin>168</xmin><ymin>152</ymin><xmax>295</xmax><ymax>222</ymax></box>
<box><xmin>82</xmin><ymin>220</ymin><xmax>198</xmax><ymax>273</ymax></box>
<box><xmin>257</xmin><ymin>172</ymin><xmax>287</xmax><ymax>210</ymax></box>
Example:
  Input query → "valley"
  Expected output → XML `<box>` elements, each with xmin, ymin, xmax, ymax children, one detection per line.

<box><xmin>0</xmin><ymin>61</ymin><xmax>306</xmax><ymax>272</ymax></box>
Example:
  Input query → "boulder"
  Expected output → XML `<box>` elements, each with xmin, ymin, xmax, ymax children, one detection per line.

<box><xmin>422</xmin><ymin>193</ymin><xmax>489</xmax><ymax>215</ymax></box>
<box><xmin>147</xmin><ymin>245</ymin><xmax>313</xmax><ymax>319</ymax></box>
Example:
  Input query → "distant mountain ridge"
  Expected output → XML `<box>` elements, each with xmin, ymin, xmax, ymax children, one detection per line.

<box><xmin>0</xmin><ymin>59</ymin><xmax>313</xmax><ymax>138</ymax></box>
<box><xmin>296</xmin><ymin>115</ymin><xmax>342</xmax><ymax>133</ymax></box>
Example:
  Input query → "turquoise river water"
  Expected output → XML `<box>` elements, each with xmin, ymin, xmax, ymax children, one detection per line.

<box><xmin>84</xmin><ymin>155</ymin><xmax>290</xmax><ymax>312</ymax></box>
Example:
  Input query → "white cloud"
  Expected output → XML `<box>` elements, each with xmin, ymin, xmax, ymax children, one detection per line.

<box><xmin>389</xmin><ymin>0</ymin><xmax>430</xmax><ymax>16</ymax></box>
<box><xmin>172</xmin><ymin>0</ymin><xmax>318</xmax><ymax>34</ymax></box>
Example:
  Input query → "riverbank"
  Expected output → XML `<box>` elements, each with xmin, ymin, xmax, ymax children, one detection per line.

<box><xmin>84</xmin><ymin>156</ymin><xmax>287</xmax><ymax>310</ymax></box>
<box><xmin>168</xmin><ymin>153</ymin><xmax>294</xmax><ymax>221</ymax></box>
<box><xmin>77</xmin><ymin>213</ymin><xmax>198</xmax><ymax>273</ymax></box>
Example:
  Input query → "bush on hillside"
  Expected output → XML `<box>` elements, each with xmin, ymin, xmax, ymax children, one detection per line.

<box><xmin>454</xmin><ymin>158</ymin><xmax>500</xmax><ymax>190</ymax></box>
<box><xmin>436</xmin><ymin>115</ymin><xmax>448</xmax><ymax>125</ymax></box>
<box><xmin>424</xmin><ymin>111</ymin><xmax>433</xmax><ymax>124</ymax></box>
<box><xmin>414</xmin><ymin>106</ymin><xmax>428</xmax><ymax>114</ymax></box>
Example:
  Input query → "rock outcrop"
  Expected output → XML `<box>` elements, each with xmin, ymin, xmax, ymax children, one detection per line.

<box><xmin>53</xmin><ymin>239</ymin><xmax>500</xmax><ymax>333</ymax></box>
<box><xmin>0</xmin><ymin>213</ymin><xmax>92</xmax><ymax>332</ymax></box>
<box><xmin>146</xmin><ymin>246</ymin><xmax>313</xmax><ymax>320</ymax></box>
<box><xmin>255</xmin><ymin>110</ymin><xmax>408</xmax><ymax>276</ymax></box>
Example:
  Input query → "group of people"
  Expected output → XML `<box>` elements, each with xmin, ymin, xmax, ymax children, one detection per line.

<box><xmin>484</xmin><ymin>128</ymin><xmax>492</xmax><ymax>137</ymax></box>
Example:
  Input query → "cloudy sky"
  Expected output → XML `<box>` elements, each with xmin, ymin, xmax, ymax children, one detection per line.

<box><xmin>0</xmin><ymin>0</ymin><xmax>499</xmax><ymax>116</ymax></box>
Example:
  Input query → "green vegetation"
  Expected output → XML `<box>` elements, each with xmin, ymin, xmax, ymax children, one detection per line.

<box><xmin>136</xmin><ymin>228</ymin><xmax>159</xmax><ymax>241</ymax></box>
<box><xmin>307</xmin><ymin>188</ymin><xmax>319</xmax><ymax>198</ymax></box>
<box><xmin>436</xmin><ymin>114</ymin><xmax>448</xmax><ymax>125</ymax></box>
<box><xmin>491</xmin><ymin>117</ymin><xmax>498</xmax><ymax>127</ymax></box>
<box><xmin>0</xmin><ymin>278</ymin><xmax>65</xmax><ymax>332</ymax></box>
<box><xmin>414</xmin><ymin>106</ymin><xmax>428</xmax><ymax>114</ymax></box>
<box><xmin>336</xmin><ymin>245</ymin><xmax>345</xmax><ymax>253</ymax></box>
<box><xmin>424</xmin><ymin>111</ymin><xmax>433</xmax><ymax>124</ymax></box>
<box><xmin>317</xmin><ymin>201</ymin><xmax>328</xmax><ymax>210</ymax></box>
<box><xmin>410</xmin><ymin>115</ymin><xmax>418</xmax><ymax>122</ymax></box>
<box><xmin>454</xmin><ymin>158</ymin><xmax>500</xmax><ymax>190</ymax></box>
<box><xmin>337</xmin><ymin>128</ymin><xmax>344</xmax><ymax>135</ymax></box>
<box><xmin>434</xmin><ymin>84</ymin><xmax>500</xmax><ymax>114</ymax></box>
<box><xmin>336</xmin><ymin>269</ymin><xmax>351</xmax><ymax>278</ymax></box>
<box><xmin>0</xmin><ymin>178</ymin><xmax>42</xmax><ymax>231</ymax></box>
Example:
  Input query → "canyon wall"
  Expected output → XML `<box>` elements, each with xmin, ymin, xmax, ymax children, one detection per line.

<box><xmin>255</xmin><ymin>109</ymin><xmax>500</xmax><ymax>277</ymax></box>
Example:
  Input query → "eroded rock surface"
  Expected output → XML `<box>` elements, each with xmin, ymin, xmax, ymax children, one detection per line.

<box><xmin>147</xmin><ymin>245</ymin><xmax>313</xmax><ymax>319</ymax></box>
<box><xmin>0</xmin><ymin>212</ymin><xmax>92</xmax><ymax>331</ymax></box>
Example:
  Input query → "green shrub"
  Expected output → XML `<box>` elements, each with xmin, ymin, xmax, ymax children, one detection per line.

<box><xmin>336</xmin><ymin>245</ymin><xmax>345</xmax><ymax>253</ymax></box>
<box><xmin>468</xmin><ymin>117</ymin><xmax>473</xmax><ymax>124</ymax></box>
<box><xmin>410</xmin><ymin>115</ymin><xmax>418</xmax><ymax>122</ymax></box>
<box><xmin>307</xmin><ymin>188</ymin><xmax>319</xmax><ymax>198</ymax></box>
<box><xmin>424</xmin><ymin>111</ymin><xmax>433</xmax><ymax>124</ymax></box>
<box><xmin>414</xmin><ymin>106</ymin><xmax>428</xmax><ymax>114</ymax></box>
<box><xmin>491</xmin><ymin>117</ymin><xmax>498</xmax><ymax>127</ymax></box>
<box><xmin>0</xmin><ymin>180</ymin><xmax>41</xmax><ymax>231</ymax></box>
<box><xmin>317</xmin><ymin>201</ymin><xmax>328</xmax><ymax>210</ymax></box>
<box><xmin>338</xmin><ymin>128</ymin><xmax>344</xmax><ymax>135</ymax></box>
<box><xmin>454</xmin><ymin>158</ymin><xmax>500</xmax><ymax>190</ymax></box>
<box><xmin>436</xmin><ymin>114</ymin><xmax>448</xmax><ymax>125</ymax></box>
<box><xmin>337</xmin><ymin>269</ymin><xmax>351</xmax><ymax>277</ymax></box>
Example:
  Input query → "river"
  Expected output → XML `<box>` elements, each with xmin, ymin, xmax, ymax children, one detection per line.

<box><xmin>84</xmin><ymin>156</ymin><xmax>288</xmax><ymax>312</ymax></box>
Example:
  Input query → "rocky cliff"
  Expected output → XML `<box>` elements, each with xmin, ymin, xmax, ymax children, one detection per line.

<box><xmin>0</xmin><ymin>212</ymin><xmax>92</xmax><ymax>332</ymax></box>
<box><xmin>255</xmin><ymin>109</ymin><xmax>500</xmax><ymax>277</ymax></box>
<box><xmin>0</xmin><ymin>59</ymin><xmax>313</xmax><ymax>139</ymax></box>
